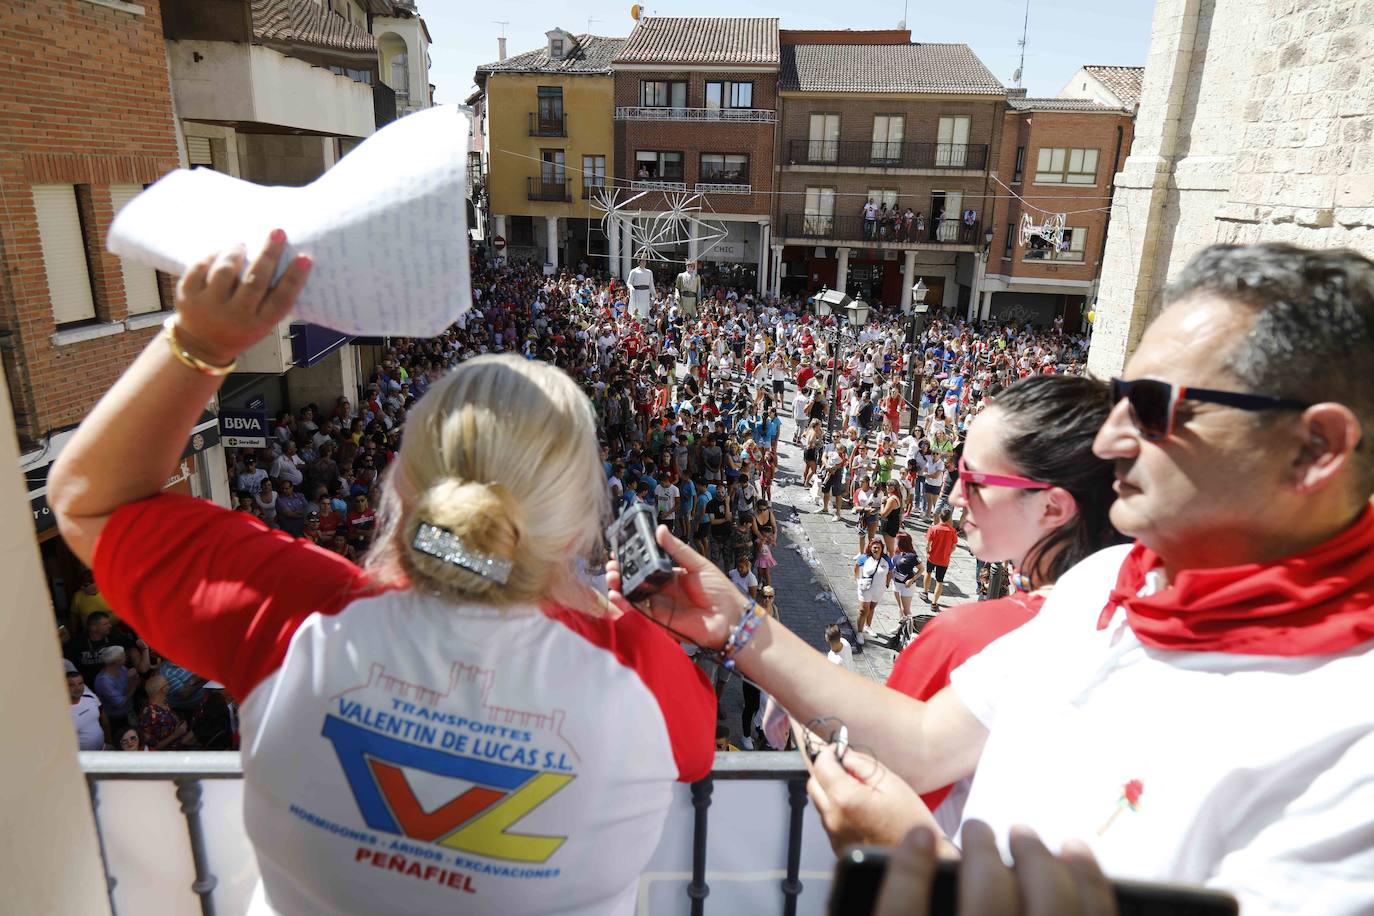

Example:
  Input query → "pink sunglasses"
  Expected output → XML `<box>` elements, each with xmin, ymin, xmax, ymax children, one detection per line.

<box><xmin>957</xmin><ymin>457</ymin><xmax>1051</xmax><ymax>502</ymax></box>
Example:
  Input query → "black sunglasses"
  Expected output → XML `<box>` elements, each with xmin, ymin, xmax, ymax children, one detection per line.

<box><xmin>1110</xmin><ymin>377</ymin><xmax>1310</xmax><ymax>441</ymax></box>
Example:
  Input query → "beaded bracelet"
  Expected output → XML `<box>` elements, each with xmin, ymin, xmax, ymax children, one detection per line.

<box><xmin>721</xmin><ymin>598</ymin><xmax>767</xmax><ymax>670</ymax></box>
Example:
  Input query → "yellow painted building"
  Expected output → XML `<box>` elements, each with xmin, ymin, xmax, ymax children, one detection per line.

<box><xmin>475</xmin><ymin>29</ymin><xmax>622</xmax><ymax>269</ymax></box>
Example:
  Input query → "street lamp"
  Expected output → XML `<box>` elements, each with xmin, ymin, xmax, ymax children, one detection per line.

<box><xmin>812</xmin><ymin>287</ymin><xmax>869</xmax><ymax>442</ymax></box>
<box><xmin>905</xmin><ymin>279</ymin><xmax>931</xmax><ymax>432</ymax></box>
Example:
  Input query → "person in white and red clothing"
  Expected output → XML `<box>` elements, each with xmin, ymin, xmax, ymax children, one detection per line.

<box><xmin>885</xmin><ymin>375</ymin><xmax>1123</xmax><ymax>836</ymax></box>
<box><xmin>619</xmin><ymin>243</ymin><xmax>1374</xmax><ymax>915</ymax></box>
<box><xmin>47</xmin><ymin>234</ymin><xmax>715</xmax><ymax>916</ymax></box>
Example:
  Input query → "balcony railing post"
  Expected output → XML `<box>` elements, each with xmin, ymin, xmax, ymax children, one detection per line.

<box><xmin>88</xmin><ymin>779</ymin><xmax>120</xmax><ymax>916</ymax></box>
<box><xmin>688</xmin><ymin>777</ymin><xmax>714</xmax><ymax>916</ymax></box>
<box><xmin>782</xmin><ymin>776</ymin><xmax>808</xmax><ymax>916</ymax></box>
<box><xmin>175</xmin><ymin>777</ymin><xmax>219</xmax><ymax>916</ymax></box>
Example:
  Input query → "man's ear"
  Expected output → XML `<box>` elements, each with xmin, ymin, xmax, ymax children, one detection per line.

<box><xmin>1292</xmin><ymin>404</ymin><xmax>1364</xmax><ymax>494</ymax></box>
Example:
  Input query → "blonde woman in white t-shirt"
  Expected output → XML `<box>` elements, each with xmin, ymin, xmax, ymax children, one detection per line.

<box><xmin>48</xmin><ymin>237</ymin><xmax>716</xmax><ymax>916</ymax></box>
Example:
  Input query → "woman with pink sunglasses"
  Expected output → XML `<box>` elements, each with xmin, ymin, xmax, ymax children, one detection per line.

<box><xmin>885</xmin><ymin>374</ymin><xmax>1125</xmax><ymax>832</ymax></box>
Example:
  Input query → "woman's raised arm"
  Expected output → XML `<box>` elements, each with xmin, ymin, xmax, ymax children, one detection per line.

<box><xmin>48</xmin><ymin>234</ymin><xmax>310</xmax><ymax>565</ymax></box>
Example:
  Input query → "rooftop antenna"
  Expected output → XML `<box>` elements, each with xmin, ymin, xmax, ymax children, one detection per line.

<box><xmin>1012</xmin><ymin>0</ymin><xmax>1030</xmax><ymax>87</ymax></box>
<box><xmin>587</xmin><ymin>16</ymin><xmax>602</xmax><ymax>33</ymax></box>
<box><xmin>898</xmin><ymin>0</ymin><xmax>909</xmax><ymax>29</ymax></box>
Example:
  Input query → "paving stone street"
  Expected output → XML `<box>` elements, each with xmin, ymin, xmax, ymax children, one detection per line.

<box><xmin>715</xmin><ymin>380</ymin><xmax>981</xmax><ymax>745</ymax></box>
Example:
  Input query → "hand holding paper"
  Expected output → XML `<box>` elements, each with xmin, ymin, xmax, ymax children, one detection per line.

<box><xmin>107</xmin><ymin>105</ymin><xmax>472</xmax><ymax>337</ymax></box>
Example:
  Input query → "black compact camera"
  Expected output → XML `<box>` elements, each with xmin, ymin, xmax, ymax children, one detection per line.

<box><xmin>830</xmin><ymin>846</ymin><xmax>1238</xmax><ymax>916</ymax></box>
<box><xmin>606</xmin><ymin>503</ymin><xmax>676</xmax><ymax>601</ymax></box>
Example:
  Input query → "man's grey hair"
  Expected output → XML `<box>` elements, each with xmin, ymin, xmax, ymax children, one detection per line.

<box><xmin>1164</xmin><ymin>242</ymin><xmax>1373</xmax><ymax>494</ymax></box>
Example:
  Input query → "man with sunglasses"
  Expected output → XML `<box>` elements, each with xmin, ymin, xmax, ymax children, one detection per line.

<box><xmin>620</xmin><ymin>243</ymin><xmax>1374</xmax><ymax>914</ymax></box>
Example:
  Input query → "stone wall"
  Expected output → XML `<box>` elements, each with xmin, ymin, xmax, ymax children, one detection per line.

<box><xmin>1088</xmin><ymin>0</ymin><xmax>1374</xmax><ymax>376</ymax></box>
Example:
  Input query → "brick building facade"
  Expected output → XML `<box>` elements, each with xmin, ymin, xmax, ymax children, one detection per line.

<box><xmin>0</xmin><ymin>0</ymin><xmax>229</xmax><ymax>620</ymax></box>
<box><xmin>772</xmin><ymin>38</ymin><xmax>1006</xmax><ymax>315</ymax></box>
<box><xmin>610</xmin><ymin>17</ymin><xmax>779</xmax><ymax>293</ymax></box>
<box><xmin>982</xmin><ymin>97</ymin><xmax>1135</xmax><ymax>330</ymax></box>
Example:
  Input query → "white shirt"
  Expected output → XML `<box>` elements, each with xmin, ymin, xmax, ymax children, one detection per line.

<box><xmin>728</xmin><ymin>569</ymin><xmax>758</xmax><ymax>595</ymax></box>
<box><xmin>826</xmin><ymin>639</ymin><xmax>854</xmax><ymax>671</ymax></box>
<box><xmin>654</xmin><ymin>483</ymin><xmax>679</xmax><ymax>519</ymax></box>
<box><xmin>71</xmin><ymin>688</ymin><xmax>104</xmax><ymax>750</ymax></box>
<box><xmin>627</xmin><ymin>266</ymin><xmax>655</xmax><ymax>319</ymax></box>
<box><xmin>950</xmin><ymin>545</ymin><xmax>1374</xmax><ymax>915</ymax></box>
<box><xmin>272</xmin><ymin>454</ymin><xmax>305</xmax><ymax>487</ymax></box>
<box><xmin>898</xmin><ymin>434</ymin><xmax>921</xmax><ymax>465</ymax></box>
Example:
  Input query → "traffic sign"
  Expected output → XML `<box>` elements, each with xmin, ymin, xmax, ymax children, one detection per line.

<box><xmin>492</xmin><ymin>235</ymin><xmax>507</xmax><ymax>250</ymax></box>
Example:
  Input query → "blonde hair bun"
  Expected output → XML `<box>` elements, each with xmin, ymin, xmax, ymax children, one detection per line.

<box><xmin>366</xmin><ymin>354</ymin><xmax>609</xmax><ymax>608</ymax></box>
<box><xmin>402</xmin><ymin>480</ymin><xmax>523</xmax><ymax>599</ymax></box>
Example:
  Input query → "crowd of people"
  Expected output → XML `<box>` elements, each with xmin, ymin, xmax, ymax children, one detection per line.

<box><xmin>62</xmin><ymin>243</ymin><xmax>1092</xmax><ymax>754</ymax></box>
<box><xmin>49</xmin><ymin>228</ymin><xmax>1374</xmax><ymax>916</ymax></box>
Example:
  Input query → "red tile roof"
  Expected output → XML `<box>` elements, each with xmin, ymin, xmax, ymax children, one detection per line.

<box><xmin>1008</xmin><ymin>97</ymin><xmax>1129</xmax><ymax>113</ymax></box>
<box><xmin>780</xmin><ymin>43</ymin><xmax>1004</xmax><ymax>95</ymax></box>
<box><xmin>252</xmin><ymin>0</ymin><xmax>378</xmax><ymax>55</ymax></box>
<box><xmin>615</xmin><ymin>17</ymin><xmax>780</xmax><ymax>66</ymax></box>
<box><xmin>1082</xmin><ymin>65</ymin><xmax>1144</xmax><ymax>108</ymax></box>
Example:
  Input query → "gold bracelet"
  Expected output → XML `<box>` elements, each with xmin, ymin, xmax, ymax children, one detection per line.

<box><xmin>161</xmin><ymin>316</ymin><xmax>237</xmax><ymax>376</ymax></box>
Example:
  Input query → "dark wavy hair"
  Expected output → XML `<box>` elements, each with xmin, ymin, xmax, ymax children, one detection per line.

<box><xmin>990</xmin><ymin>375</ymin><xmax>1126</xmax><ymax>585</ymax></box>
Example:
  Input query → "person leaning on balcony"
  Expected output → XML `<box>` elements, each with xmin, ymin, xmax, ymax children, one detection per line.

<box><xmin>607</xmin><ymin>243</ymin><xmax>1374</xmax><ymax>914</ymax></box>
<box><xmin>863</xmin><ymin>198</ymin><xmax>878</xmax><ymax>239</ymax></box>
<box><xmin>46</xmin><ymin>233</ymin><xmax>715</xmax><ymax>916</ymax></box>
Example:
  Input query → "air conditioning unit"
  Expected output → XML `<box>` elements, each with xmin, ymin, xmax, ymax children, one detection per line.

<box><xmin>814</xmin><ymin>246</ymin><xmax>827</xmax><ymax>259</ymax></box>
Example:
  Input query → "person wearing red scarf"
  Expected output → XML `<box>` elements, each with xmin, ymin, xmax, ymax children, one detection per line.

<box><xmin>614</xmin><ymin>243</ymin><xmax>1374</xmax><ymax>916</ymax></box>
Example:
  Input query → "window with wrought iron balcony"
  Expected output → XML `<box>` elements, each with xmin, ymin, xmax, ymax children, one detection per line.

<box><xmin>528</xmin><ymin>110</ymin><xmax>567</xmax><ymax>137</ymax></box>
<box><xmin>787</xmin><ymin>138</ymin><xmax>989</xmax><ymax>171</ymax></box>
<box><xmin>695</xmin><ymin>154</ymin><xmax>751</xmax><ymax>195</ymax></box>
<box><xmin>527</xmin><ymin>175</ymin><xmax>571</xmax><ymax>202</ymax></box>
<box><xmin>783</xmin><ymin>213</ymin><xmax>983</xmax><ymax>247</ymax></box>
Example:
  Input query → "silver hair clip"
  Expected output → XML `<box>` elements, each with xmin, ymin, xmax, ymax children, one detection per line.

<box><xmin>412</xmin><ymin>522</ymin><xmax>512</xmax><ymax>585</ymax></box>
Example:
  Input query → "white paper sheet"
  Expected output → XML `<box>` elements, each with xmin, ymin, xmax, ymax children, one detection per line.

<box><xmin>107</xmin><ymin>105</ymin><xmax>472</xmax><ymax>337</ymax></box>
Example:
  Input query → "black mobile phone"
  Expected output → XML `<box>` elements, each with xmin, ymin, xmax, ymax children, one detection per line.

<box><xmin>829</xmin><ymin>846</ymin><xmax>1239</xmax><ymax>916</ymax></box>
<box><xmin>605</xmin><ymin>503</ymin><xmax>676</xmax><ymax>601</ymax></box>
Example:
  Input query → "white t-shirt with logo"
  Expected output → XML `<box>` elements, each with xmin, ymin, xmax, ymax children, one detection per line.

<box><xmin>94</xmin><ymin>495</ymin><xmax>715</xmax><ymax>916</ymax></box>
<box><xmin>949</xmin><ymin>544</ymin><xmax>1374</xmax><ymax>916</ymax></box>
<box><xmin>654</xmin><ymin>483</ymin><xmax>679</xmax><ymax>520</ymax></box>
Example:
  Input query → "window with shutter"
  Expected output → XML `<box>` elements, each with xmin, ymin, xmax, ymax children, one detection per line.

<box><xmin>109</xmin><ymin>185</ymin><xmax>164</xmax><ymax>315</ymax></box>
<box><xmin>186</xmin><ymin>136</ymin><xmax>213</xmax><ymax>168</ymax></box>
<box><xmin>32</xmin><ymin>185</ymin><xmax>96</xmax><ymax>325</ymax></box>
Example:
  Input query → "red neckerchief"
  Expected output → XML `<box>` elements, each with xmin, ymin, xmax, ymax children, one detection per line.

<box><xmin>1099</xmin><ymin>507</ymin><xmax>1374</xmax><ymax>655</ymax></box>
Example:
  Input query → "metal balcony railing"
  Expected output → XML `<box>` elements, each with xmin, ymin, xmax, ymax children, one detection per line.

<box><xmin>630</xmin><ymin>178</ymin><xmax>688</xmax><ymax>192</ymax></box>
<box><xmin>527</xmin><ymin>176</ymin><xmax>572</xmax><ymax>202</ymax></box>
<box><xmin>787</xmin><ymin>138</ymin><xmax>989</xmax><ymax>171</ymax></box>
<box><xmin>372</xmin><ymin>82</ymin><xmax>397</xmax><ymax>128</ymax></box>
<box><xmin>529</xmin><ymin>111</ymin><xmax>567</xmax><ymax>137</ymax></box>
<box><xmin>694</xmin><ymin>182</ymin><xmax>753</xmax><ymax>195</ymax></box>
<box><xmin>783</xmin><ymin>213</ymin><xmax>982</xmax><ymax>246</ymax></box>
<box><xmin>616</xmin><ymin>106</ymin><xmax>778</xmax><ymax>123</ymax></box>
<box><xmin>82</xmin><ymin>751</ymin><xmax>835</xmax><ymax>916</ymax></box>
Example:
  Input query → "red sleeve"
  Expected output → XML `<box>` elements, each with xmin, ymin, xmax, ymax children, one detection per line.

<box><xmin>93</xmin><ymin>494</ymin><xmax>377</xmax><ymax>700</ymax></box>
<box><xmin>543</xmin><ymin>603</ymin><xmax>716</xmax><ymax>782</ymax></box>
<box><xmin>886</xmin><ymin>595</ymin><xmax>1043</xmax><ymax>811</ymax></box>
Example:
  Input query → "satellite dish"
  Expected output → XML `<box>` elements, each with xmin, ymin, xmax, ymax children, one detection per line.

<box><xmin>630</xmin><ymin>4</ymin><xmax>641</xmax><ymax>19</ymax></box>
<box><xmin>1012</xmin><ymin>67</ymin><xmax>1022</xmax><ymax>83</ymax></box>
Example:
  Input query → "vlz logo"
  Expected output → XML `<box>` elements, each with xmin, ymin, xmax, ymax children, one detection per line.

<box><xmin>223</xmin><ymin>417</ymin><xmax>262</xmax><ymax>430</ymax></box>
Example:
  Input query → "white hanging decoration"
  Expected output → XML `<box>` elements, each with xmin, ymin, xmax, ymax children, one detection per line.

<box><xmin>590</xmin><ymin>185</ymin><xmax>728</xmax><ymax>263</ymax></box>
<box><xmin>1019</xmin><ymin>212</ymin><xmax>1066</xmax><ymax>250</ymax></box>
